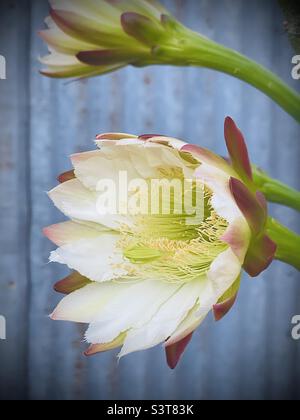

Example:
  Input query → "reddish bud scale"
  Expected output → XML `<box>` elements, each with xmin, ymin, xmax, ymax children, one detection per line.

<box><xmin>165</xmin><ymin>333</ymin><xmax>193</xmax><ymax>369</ymax></box>
<box><xmin>224</xmin><ymin>117</ymin><xmax>253</xmax><ymax>182</ymax></box>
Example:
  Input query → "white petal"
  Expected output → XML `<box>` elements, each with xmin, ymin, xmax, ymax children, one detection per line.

<box><xmin>51</xmin><ymin>281</ymin><xmax>128</xmax><ymax>323</ymax></box>
<box><xmin>85</xmin><ymin>279</ymin><xmax>180</xmax><ymax>344</ymax></box>
<box><xmin>71</xmin><ymin>149</ymin><xmax>142</xmax><ymax>191</ymax></box>
<box><xmin>40</xmin><ymin>50</ymin><xmax>81</xmax><ymax>66</ymax></box>
<box><xmin>44</xmin><ymin>220</ymin><xmax>109</xmax><ymax>246</ymax></box>
<box><xmin>50</xmin><ymin>233</ymin><xmax>128</xmax><ymax>282</ymax></box>
<box><xmin>165</xmin><ymin>303</ymin><xmax>205</xmax><ymax>346</ymax></box>
<box><xmin>95</xmin><ymin>137</ymin><xmax>142</xmax><ymax>148</ymax></box>
<box><xmin>147</xmin><ymin>136</ymin><xmax>187</xmax><ymax>150</ymax></box>
<box><xmin>195</xmin><ymin>162</ymin><xmax>240</xmax><ymax>223</ymax></box>
<box><xmin>166</xmin><ymin>249</ymin><xmax>243</xmax><ymax>344</ymax></box>
<box><xmin>49</xmin><ymin>0</ymin><xmax>120</xmax><ymax>23</ymax></box>
<box><xmin>206</xmin><ymin>247</ymin><xmax>242</xmax><ymax>302</ymax></box>
<box><xmin>195</xmin><ymin>162</ymin><xmax>251</xmax><ymax>259</ymax></box>
<box><xmin>119</xmin><ymin>279</ymin><xmax>203</xmax><ymax>357</ymax></box>
<box><xmin>48</xmin><ymin>178</ymin><xmax>132</xmax><ymax>230</ymax></box>
<box><xmin>120</xmin><ymin>249</ymin><xmax>242</xmax><ymax>354</ymax></box>
<box><xmin>96</xmin><ymin>143</ymin><xmax>195</xmax><ymax>180</ymax></box>
<box><xmin>40</xmin><ymin>17</ymin><xmax>100</xmax><ymax>54</ymax></box>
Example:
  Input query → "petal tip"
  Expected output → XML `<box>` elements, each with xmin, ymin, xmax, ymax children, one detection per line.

<box><xmin>213</xmin><ymin>293</ymin><xmax>238</xmax><ymax>321</ymax></box>
<box><xmin>57</xmin><ymin>170</ymin><xmax>75</xmax><ymax>184</ymax></box>
<box><xmin>84</xmin><ymin>345</ymin><xmax>96</xmax><ymax>357</ymax></box>
<box><xmin>165</xmin><ymin>333</ymin><xmax>193</xmax><ymax>370</ymax></box>
<box><xmin>224</xmin><ymin>118</ymin><xmax>252</xmax><ymax>181</ymax></box>
<box><xmin>49</xmin><ymin>310</ymin><xmax>58</xmax><ymax>321</ymax></box>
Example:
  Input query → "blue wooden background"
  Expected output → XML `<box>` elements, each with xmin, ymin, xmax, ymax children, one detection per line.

<box><xmin>0</xmin><ymin>0</ymin><xmax>299</xmax><ymax>400</ymax></box>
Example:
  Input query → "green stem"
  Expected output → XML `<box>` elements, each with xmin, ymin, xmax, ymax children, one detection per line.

<box><xmin>154</xmin><ymin>29</ymin><xmax>300</xmax><ymax>123</ymax></box>
<box><xmin>252</xmin><ymin>165</ymin><xmax>300</xmax><ymax>212</ymax></box>
<box><xmin>267</xmin><ymin>218</ymin><xmax>300</xmax><ymax>270</ymax></box>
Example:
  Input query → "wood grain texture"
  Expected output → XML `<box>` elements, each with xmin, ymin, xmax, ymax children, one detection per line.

<box><xmin>0</xmin><ymin>0</ymin><xmax>299</xmax><ymax>400</ymax></box>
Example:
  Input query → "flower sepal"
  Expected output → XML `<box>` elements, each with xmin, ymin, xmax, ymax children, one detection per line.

<box><xmin>213</xmin><ymin>275</ymin><xmax>241</xmax><ymax>321</ymax></box>
<box><xmin>165</xmin><ymin>333</ymin><xmax>193</xmax><ymax>370</ymax></box>
<box><xmin>229</xmin><ymin>177</ymin><xmax>277</xmax><ymax>277</ymax></box>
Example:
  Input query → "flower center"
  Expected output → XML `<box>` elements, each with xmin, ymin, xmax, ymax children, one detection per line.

<box><xmin>116</xmin><ymin>167</ymin><xmax>228</xmax><ymax>284</ymax></box>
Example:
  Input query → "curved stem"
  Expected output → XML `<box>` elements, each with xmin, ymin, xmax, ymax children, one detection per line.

<box><xmin>252</xmin><ymin>166</ymin><xmax>300</xmax><ymax>212</ymax></box>
<box><xmin>267</xmin><ymin>218</ymin><xmax>300</xmax><ymax>270</ymax></box>
<box><xmin>154</xmin><ymin>29</ymin><xmax>300</xmax><ymax>123</ymax></box>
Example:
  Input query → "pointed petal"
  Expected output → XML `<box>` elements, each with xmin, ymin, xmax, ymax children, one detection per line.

<box><xmin>54</xmin><ymin>271</ymin><xmax>91</xmax><ymax>294</ymax></box>
<box><xmin>224</xmin><ymin>117</ymin><xmax>253</xmax><ymax>181</ymax></box>
<box><xmin>167</xmin><ymin>251</ymin><xmax>242</xmax><ymax>347</ymax></box>
<box><xmin>70</xmin><ymin>146</ymin><xmax>141</xmax><ymax>191</ymax></box>
<box><xmin>96</xmin><ymin>132</ymin><xmax>137</xmax><ymax>140</ymax></box>
<box><xmin>85</xmin><ymin>279</ymin><xmax>180</xmax><ymax>345</ymax></box>
<box><xmin>48</xmin><ymin>178</ymin><xmax>131</xmax><ymax>230</ymax></box>
<box><xmin>213</xmin><ymin>294</ymin><xmax>237</xmax><ymax>321</ymax></box>
<box><xmin>51</xmin><ymin>281</ymin><xmax>127</xmax><ymax>323</ymax></box>
<box><xmin>49</xmin><ymin>233</ymin><xmax>128</xmax><ymax>283</ymax></box>
<box><xmin>50</xmin><ymin>9</ymin><xmax>134</xmax><ymax>48</ymax></box>
<box><xmin>43</xmin><ymin>220</ymin><xmax>106</xmax><ymax>246</ymax></box>
<box><xmin>39</xmin><ymin>15</ymin><xmax>101</xmax><ymax>54</ymax></box>
<box><xmin>58</xmin><ymin>170</ymin><xmax>75</xmax><ymax>183</ymax></box>
<box><xmin>229</xmin><ymin>177</ymin><xmax>266</xmax><ymax>234</ymax></box>
<box><xmin>95</xmin><ymin>140</ymin><xmax>194</xmax><ymax>179</ymax></box>
<box><xmin>40</xmin><ymin>50</ymin><xmax>124</xmax><ymax>78</ymax></box>
<box><xmin>243</xmin><ymin>234</ymin><xmax>277</xmax><ymax>277</ymax></box>
<box><xmin>48</xmin><ymin>178</ymin><xmax>99</xmax><ymax>221</ymax></box>
<box><xmin>213</xmin><ymin>275</ymin><xmax>241</xmax><ymax>321</ymax></box>
<box><xmin>165</xmin><ymin>333</ymin><xmax>193</xmax><ymax>369</ymax></box>
<box><xmin>84</xmin><ymin>333</ymin><xmax>126</xmax><ymax>356</ymax></box>
<box><xmin>207</xmin><ymin>248</ymin><xmax>241</xmax><ymax>305</ymax></box>
<box><xmin>139</xmin><ymin>135</ymin><xmax>187</xmax><ymax>150</ymax></box>
<box><xmin>118</xmin><ymin>280</ymin><xmax>204</xmax><ymax>357</ymax></box>
<box><xmin>40</xmin><ymin>63</ymin><xmax>123</xmax><ymax>79</ymax></box>
<box><xmin>49</xmin><ymin>0</ymin><xmax>120</xmax><ymax>22</ymax></box>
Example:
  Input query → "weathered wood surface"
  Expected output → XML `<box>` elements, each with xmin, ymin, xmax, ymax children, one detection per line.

<box><xmin>0</xmin><ymin>0</ymin><xmax>299</xmax><ymax>400</ymax></box>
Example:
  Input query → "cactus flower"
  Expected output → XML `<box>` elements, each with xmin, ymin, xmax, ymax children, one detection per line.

<box><xmin>44</xmin><ymin>117</ymin><xmax>276</xmax><ymax>368</ymax></box>
<box><xmin>39</xmin><ymin>0</ymin><xmax>300</xmax><ymax>122</ymax></box>
<box><xmin>39</xmin><ymin>0</ymin><xmax>171</xmax><ymax>78</ymax></box>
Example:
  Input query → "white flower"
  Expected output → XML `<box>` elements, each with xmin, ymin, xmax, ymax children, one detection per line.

<box><xmin>44</xmin><ymin>118</ymin><xmax>276</xmax><ymax>368</ymax></box>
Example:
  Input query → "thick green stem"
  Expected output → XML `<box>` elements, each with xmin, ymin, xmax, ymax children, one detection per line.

<box><xmin>267</xmin><ymin>218</ymin><xmax>300</xmax><ymax>270</ymax></box>
<box><xmin>252</xmin><ymin>166</ymin><xmax>300</xmax><ymax>212</ymax></box>
<box><xmin>154</xmin><ymin>29</ymin><xmax>300</xmax><ymax>123</ymax></box>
